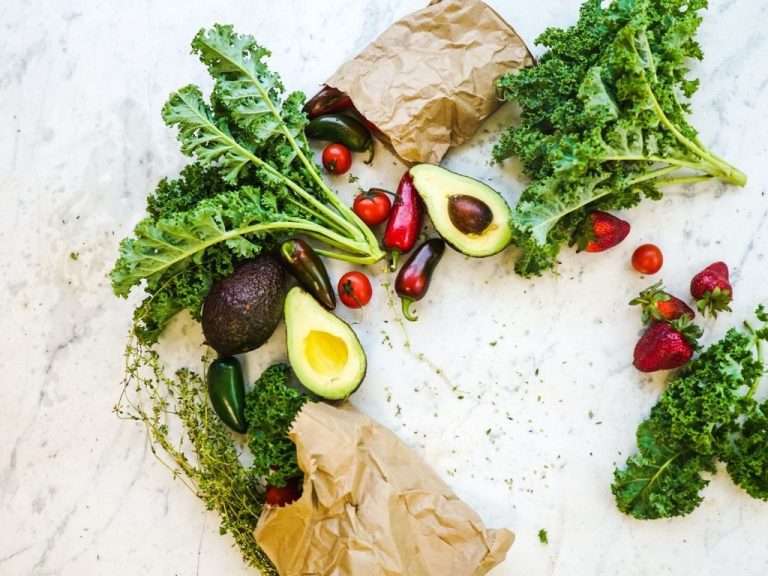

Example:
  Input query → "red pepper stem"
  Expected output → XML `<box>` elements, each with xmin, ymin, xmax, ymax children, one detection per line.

<box><xmin>388</xmin><ymin>250</ymin><xmax>400</xmax><ymax>272</ymax></box>
<box><xmin>401</xmin><ymin>298</ymin><xmax>418</xmax><ymax>322</ymax></box>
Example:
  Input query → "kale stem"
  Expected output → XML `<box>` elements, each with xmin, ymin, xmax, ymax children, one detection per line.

<box><xmin>601</xmin><ymin>154</ymin><xmax>707</xmax><ymax>172</ymax></box>
<box><xmin>627</xmin><ymin>165</ymin><xmax>679</xmax><ymax>185</ymax></box>
<box><xmin>645</xmin><ymin>87</ymin><xmax>747</xmax><ymax>186</ymax></box>
<box><xmin>657</xmin><ymin>175</ymin><xmax>715</xmax><ymax>187</ymax></box>
<box><xmin>313</xmin><ymin>247</ymin><xmax>384</xmax><ymax>265</ymax></box>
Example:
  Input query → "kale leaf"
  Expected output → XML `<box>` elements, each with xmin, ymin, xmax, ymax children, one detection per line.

<box><xmin>111</xmin><ymin>25</ymin><xmax>382</xmax><ymax>343</ymax></box>
<box><xmin>495</xmin><ymin>0</ymin><xmax>746</xmax><ymax>276</ymax></box>
<box><xmin>245</xmin><ymin>364</ymin><xmax>307</xmax><ymax>487</ymax></box>
<box><xmin>613</xmin><ymin>311</ymin><xmax>768</xmax><ymax>519</ymax></box>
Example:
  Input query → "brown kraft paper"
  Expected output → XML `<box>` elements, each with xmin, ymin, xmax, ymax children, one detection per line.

<box><xmin>255</xmin><ymin>402</ymin><xmax>514</xmax><ymax>575</ymax></box>
<box><xmin>326</xmin><ymin>0</ymin><xmax>533</xmax><ymax>164</ymax></box>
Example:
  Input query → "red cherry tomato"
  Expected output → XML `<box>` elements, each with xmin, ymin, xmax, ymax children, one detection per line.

<box><xmin>322</xmin><ymin>143</ymin><xmax>352</xmax><ymax>175</ymax></box>
<box><xmin>632</xmin><ymin>244</ymin><xmax>664</xmax><ymax>274</ymax></box>
<box><xmin>337</xmin><ymin>271</ymin><xmax>372</xmax><ymax>309</ymax></box>
<box><xmin>265</xmin><ymin>479</ymin><xmax>301</xmax><ymax>507</ymax></box>
<box><xmin>353</xmin><ymin>188</ymin><xmax>392</xmax><ymax>226</ymax></box>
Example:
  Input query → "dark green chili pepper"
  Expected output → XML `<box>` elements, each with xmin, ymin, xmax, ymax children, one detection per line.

<box><xmin>279</xmin><ymin>238</ymin><xmax>336</xmax><ymax>310</ymax></box>
<box><xmin>395</xmin><ymin>238</ymin><xmax>446</xmax><ymax>322</ymax></box>
<box><xmin>207</xmin><ymin>357</ymin><xmax>248</xmax><ymax>433</ymax></box>
<box><xmin>306</xmin><ymin>113</ymin><xmax>373</xmax><ymax>160</ymax></box>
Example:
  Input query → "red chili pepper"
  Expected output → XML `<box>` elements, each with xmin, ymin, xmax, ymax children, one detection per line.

<box><xmin>395</xmin><ymin>238</ymin><xmax>445</xmax><ymax>321</ymax></box>
<box><xmin>303</xmin><ymin>86</ymin><xmax>353</xmax><ymax>119</ymax></box>
<box><xmin>383</xmin><ymin>171</ymin><xmax>424</xmax><ymax>270</ymax></box>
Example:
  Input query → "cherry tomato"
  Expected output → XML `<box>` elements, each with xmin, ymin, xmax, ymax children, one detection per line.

<box><xmin>338</xmin><ymin>271</ymin><xmax>372</xmax><ymax>309</ymax></box>
<box><xmin>322</xmin><ymin>143</ymin><xmax>352</xmax><ymax>175</ymax></box>
<box><xmin>353</xmin><ymin>188</ymin><xmax>392</xmax><ymax>226</ymax></box>
<box><xmin>632</xmin><ymin>244</ymin><xmax>664</xmax><ymax>274</ymax></box>
<box><xmin>265</xmin><ymin>478</ymin><xmax>301</xmax><ymax>507</ymax></box>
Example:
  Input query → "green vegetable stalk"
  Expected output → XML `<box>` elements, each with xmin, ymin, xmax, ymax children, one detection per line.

<box><xmin>613</xmin><ymin>307</ymin><xmax>768</xmax><ymax>519</ymax></box>
<box><xmin>115</xmin><ymin>342</ymin><xmax>278</xmax><ymax>574</ymax></box>
<box><xmin>110</xmin><ymin>25</ymin><xmax>384</xmax><ymax>343</ymax></box>
<box><xmin>116</xmin><ymin>346</ymin><xmax>307</xmax><ymax>571</ymax></box>
<box><xmin>494</xmin><ymin>0</ymin><xmax>747</xmax><ymax>276</ymax></box>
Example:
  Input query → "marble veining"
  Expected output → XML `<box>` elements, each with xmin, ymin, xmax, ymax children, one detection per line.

<box><xmin>1</xmin><ymin>1</ymin><xmax>767</xmax><ymax>574</ymax></box>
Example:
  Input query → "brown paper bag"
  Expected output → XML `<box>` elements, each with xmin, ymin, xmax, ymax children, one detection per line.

<box><xmin>255</xmin><ymin>402</ymin><xmax>514</xmax><ymax>576</ymax></box>
<box><xmin>326</xmin><ymin>0</ymin><xmax>533</xmax><ymax>164</ymax></box>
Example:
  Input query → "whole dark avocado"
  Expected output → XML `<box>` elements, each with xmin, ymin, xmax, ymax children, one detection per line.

<box><xmin>202</xmin><ymin>256</ymin><xmax>286</xmax><ymax>356</ymax></box>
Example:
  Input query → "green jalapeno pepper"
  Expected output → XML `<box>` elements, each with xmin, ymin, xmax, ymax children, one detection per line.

<box><xmin>207</xmin><ymin>357</ymin><xmax>248</xmax><ymax>433</ymax></box>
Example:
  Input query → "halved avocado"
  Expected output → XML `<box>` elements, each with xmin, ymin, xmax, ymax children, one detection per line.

<box><xmin>410</xmin><ymin>164</ymin><xmax>513</xmax><ymax>257</ymax></box>
<box><xmin>284</xmin><ymin>287</ymin><xmax>366</xmax><ymax>400</ymax></box>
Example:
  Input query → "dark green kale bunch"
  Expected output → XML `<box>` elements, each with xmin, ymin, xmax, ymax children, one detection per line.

<box><xmin>494</xmin><ymin>0</ymin><xmax>746</xmax><ymax>276</ymax></box>
<box><xmin>246</xmin><ymin>363</ymin><xmax>307</xmax><ymax>487</ymax></box>
<box><xmin>613</xmin><ymin>307</ymin><xmax>768</xmax><ymax>519</ymax></box>
<box><xmin>111</xmin><ymin>25</ymin><xmax>382</xmax><ymax>344</ymax></box>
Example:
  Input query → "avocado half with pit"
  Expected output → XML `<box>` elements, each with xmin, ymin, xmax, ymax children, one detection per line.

<box><xmin>285</xmin><ymin>287</ymin><xmax>366</xmax><ymax>401</ymax></box>
<box><xmin>410</xmin><ymin>164</ymin><xmax>513</xmax><ymax>257</ymax></box>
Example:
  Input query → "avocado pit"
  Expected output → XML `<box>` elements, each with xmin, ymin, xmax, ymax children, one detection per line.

<box><xmin>448</xmin><ymin>194</ymin><xmax>494</xmax><ymax>235</ymax></box>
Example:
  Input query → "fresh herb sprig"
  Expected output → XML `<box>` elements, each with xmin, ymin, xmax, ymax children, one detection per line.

<box><xmin>115</xmin><ymin>342</ymin><xmax>278</xmax><ymax>574</ymax></box>
<box><xmin>494</xmin><ymin>0</ymin><xmax>746</xmax><ymax>276</ymax></box>
<box><xmin>111</xmin><ymin>25</ymin><xmax>383</xmax><ymax>343</ymax></box>
<box><xmin>613</xmin><ymin>307</ymin><xmax>768</xmax><ymax>519</ymax></box>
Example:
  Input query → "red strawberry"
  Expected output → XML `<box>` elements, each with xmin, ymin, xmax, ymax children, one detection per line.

<box><xmin>629</xmin><ymin>281</ymin><xmax>695</xmax><ymax>324</ymax></box>
<box><xmin>265</xmin><ymin>478</ymin><xmax>302</xmax><ymax>507</ymax></box>
<box><xmin>633</xmin><ymin>318</ymin><xmax>702</xmax><ymax>373</ymax></box>
<box><xmin>578</xmin><ymin>211</ymin><xmax>631</xmax><ymax>253</ymax></box>
<box><xmin>690</xmin><ymin>261</ymin><xmax>733</xmax><ymax>317</ymax></box>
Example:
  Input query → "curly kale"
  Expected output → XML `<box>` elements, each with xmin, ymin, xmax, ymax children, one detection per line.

<box><xmin>613</xmin><ymin>309</ymin><xmax>768</xmax><ymax>519</ymax></box>
<box><xmin>111</xmin><ymin>25</ymin><xmax>382</xmax><ymax>343</ymax></box>
<box><xmin>494</xmin><ymin>0</ymin><xmax>746</xmax><ymax>276</ymax></box>
<box><xmin>245</xmin><ymin>364</ymin><xmax>307</xmax><ymax>487</ymax></box>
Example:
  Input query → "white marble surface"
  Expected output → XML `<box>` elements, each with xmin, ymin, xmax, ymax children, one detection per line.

<box><xmin>2</xmin><ymin>1</ymin><xmax>768</xmax><ymax>574</ymax></box>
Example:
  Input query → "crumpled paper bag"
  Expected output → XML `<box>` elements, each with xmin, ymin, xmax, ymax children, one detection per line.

<box><xmin>326</xmin><ymin>0</ymin><xmax>533</xmax><ymax>164</ymax></box>
<box><xmin>255</xmin><ymin>402</ymin><xmax>514</xmax><ymax>576</ymax></box>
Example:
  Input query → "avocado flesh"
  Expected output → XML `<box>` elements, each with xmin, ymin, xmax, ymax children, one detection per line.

<box><xmin>284</xmin><ymin>287</ymin><xmax>366</xmax><ymax>400</ymax></box>
<box><xmin>410</xmin><ymin>164</ymin><xmax>513</xmax><ymax>257</ymax></box>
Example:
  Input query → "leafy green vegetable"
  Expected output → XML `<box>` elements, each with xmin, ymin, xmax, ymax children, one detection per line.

<box><xmin>613</xmin><ymin>310</ymin><xmax>768</xmax><ymax>519</ymax></box>
<box><xmin>115</xmin><ymin>342</ymin><xmax>277</xmax><ymax>574</ymax></box>
<box><xmin>494</xmin><ymin>0</ymin><xmax>746</xmax><ymax>276</ymax></box>
<box><xmin>111</xmin><ymin>25</ymin><xmax>383</xmax><ymax>343</ymax></box>
<box><xmin>537</xmin><ymin>528</ymin><xmax>549</xmax><ymax>544</ymax></box>
<box><xmin>245</xmin><ymin>364</ymin><xmax>307</xmax><ymax>487</ymax></box>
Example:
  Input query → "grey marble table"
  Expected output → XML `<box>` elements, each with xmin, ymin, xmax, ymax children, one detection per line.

<box><xmin>2</xmin><ymin>1</ymin><xmax>767</xmax><ymax>574</ymax></box>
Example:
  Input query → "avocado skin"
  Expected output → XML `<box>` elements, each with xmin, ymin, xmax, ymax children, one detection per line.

<box><xmin>202</xmin><ymin>256</ymin><xmax>286</xmax><ymax>356</ymax></box>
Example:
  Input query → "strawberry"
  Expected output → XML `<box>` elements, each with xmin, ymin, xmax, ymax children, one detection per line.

<box><xmin>629</xmin><ymin>281</ymin><xmax>695</xmax><ymax>324</ymax></box>
<box><xmin>264</xmin><ymin>478</ymin><xmax>302</xmax><ymax>507</ymax></box>
<box><xmin>690</xmin><ymin>261</ymin><xmax>733</xmax><ymax>317</ymax></box>
<box><xmin>576</xmin><ymin>211</ymin><xmax>631</xmax><ymax>253</ymax></box>
<box><xmin>633</xmin><ymin>318</ymin><xmax>702</xmax><ymax>373</ymax></box>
